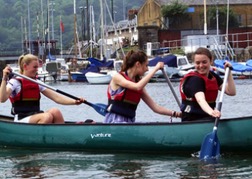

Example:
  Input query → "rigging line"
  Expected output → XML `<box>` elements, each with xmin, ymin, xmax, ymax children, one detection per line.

<box><xmin>225</xmin><ymin>0</ymin><xmax>230</xmax><ymax>57</ymax></box>
<box><xmin>104</xmin><ymin>0</ymin><xmax>125</xmax><ymax>57</ymax></box>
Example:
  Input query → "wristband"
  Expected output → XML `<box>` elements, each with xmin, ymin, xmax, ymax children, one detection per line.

<box><xmin>172</xmin><ymin>111</ymin><xmax>176</xmax><ymax>117</ymax></box>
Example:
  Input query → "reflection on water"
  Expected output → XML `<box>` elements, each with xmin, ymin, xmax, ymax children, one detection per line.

<box><xmin>1</xmin><ymin>149</ymin><xmax>252</xmax><ymax>178</ymax></box>
<box><xmin>13</xmin><ymin>162</ymin><xmax>43</xmax><ymax>178</ymax></box>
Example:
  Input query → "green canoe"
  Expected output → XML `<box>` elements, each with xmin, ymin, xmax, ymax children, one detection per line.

<box><xmin>0</xmin><ymin>114</ymin><xmax>251</xmax><ymax>153</ymax></box>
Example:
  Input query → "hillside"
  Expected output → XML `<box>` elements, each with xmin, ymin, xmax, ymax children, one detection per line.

<box><xmin>0</xmin><ymin>0</ymin><xmax>145</xmax><ymax>53</ymax></box>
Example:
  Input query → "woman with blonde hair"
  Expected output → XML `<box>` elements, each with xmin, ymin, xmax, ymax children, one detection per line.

<box><xmin>0</xmin><ymin>54</ymin><xmax>84</xmax><ymax>124</ymax></box>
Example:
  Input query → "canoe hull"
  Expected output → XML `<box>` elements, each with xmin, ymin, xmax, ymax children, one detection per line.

<box><xmin>0</xmin><ymin>116</ymin><xmax>251</xmax><ymax>153</ymax></box>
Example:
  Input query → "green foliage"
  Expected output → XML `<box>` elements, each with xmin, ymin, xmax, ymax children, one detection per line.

<box><xmin>170</xmin><ymin>48</ymin><xmax>185</xmax><ymax>55</ymax></box>
<box><xmin>0</xmin><ymin>0</ymin><xmax>145</xmax><ymax>53</ymax></box>
<box><xmin>161</xmin><ymin>0</ymin><xmax>188</xmax><ymax>28</ymax></box>
<box><xmin>208</xmin><ymin>6</ymin><xmax>239</xmax><ymax>29</ymax></box>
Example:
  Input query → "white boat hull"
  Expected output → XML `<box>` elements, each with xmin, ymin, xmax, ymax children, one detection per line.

<box><xmin>59</xmin><ymin>73</ymin><xmax>69</xmax><ymax>81</ymax></box>
<box><xmin>146</xmin><ymin>54</ymin><xmax>194</xmax><ymax>79</ymax></box>
<box><xmin>85</xmin><ymin>72</ymin><xmax>112</xmax><ymax>84</ymax></box>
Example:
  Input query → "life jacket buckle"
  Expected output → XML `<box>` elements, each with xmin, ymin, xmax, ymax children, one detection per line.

<box><xmin>185</xmin><ymin>105</ymin><xmax>191</xmax><ymax>113</ymax></box>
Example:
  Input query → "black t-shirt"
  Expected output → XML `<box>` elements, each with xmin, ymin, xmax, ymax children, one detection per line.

<box><xmin>183</xmin><ymin>71</ymin><xmax>223</xmax><ymax>98</ymax></box>
<box><xmin>182</xmin><ymin>71</ymin><xmax>223</xmax><ymax>121</ymax></box>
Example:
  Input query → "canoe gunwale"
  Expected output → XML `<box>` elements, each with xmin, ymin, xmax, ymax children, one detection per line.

<box><xmin>0</xmin><ymin>114</ymin><xmax>252</xmax><ymax>126</ymax></box>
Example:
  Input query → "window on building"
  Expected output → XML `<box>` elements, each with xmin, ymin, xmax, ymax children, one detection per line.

<box><xmin>237</xmin><ymin>14</ymin><xmax>244</xmax><ymax>27</ymax></box>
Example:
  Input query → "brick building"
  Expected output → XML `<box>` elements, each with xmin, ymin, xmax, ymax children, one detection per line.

<box><xmin>137</xmin><ymin>0</ymin><xmax>252</xmax><ymax>50</ymax></box>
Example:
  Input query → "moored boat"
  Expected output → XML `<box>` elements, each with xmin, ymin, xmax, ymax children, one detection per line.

<box><xmin>68</xmin><ymin>57</ymin><xmax>115</xmax><ymax>82</ymax></box>
<box><xmin>214</xmin><ymin>59</ymin><xmax>252</xmax><ymax>77</ymax></box>
<box><xmin>146</xmin><ymin>54</ymin><xmax>194</xmax><ymax>79</ymax></box>
<box><xmin>70</xmin><ymin>71</ymin><xmax>87</xmax><ymax>82</ymax></box>
<box><xmin>246</xmin><ymin>59</ymin><xmax>252</xmax><ymax>67</ymax></box>
<box><xmin>0</xmin><ymin>114</ymin><xmax>252</xmax><ymax>153</ymax></box>
<box><xmin>85</xmin><ymin>72</ymin><xmax>112</xmax><ymax>84</ymax></box>
<box><xmin>37</xmin><ymin>67</ymin><xmax>55</xmax><ymax>82</ymax></box>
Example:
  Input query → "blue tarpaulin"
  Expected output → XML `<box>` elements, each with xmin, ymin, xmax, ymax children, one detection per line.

<box><xmin>246</xmin><ymin>59</ymin><xmax>252</xmax><ymax>67</ymax></box>
<box><xmin>79</xmin><ymin>58</ymin><xmax>114</xmax><ymax>74</ymax></box>
<box><xmin>87</xmin><ymin>57</ymin><xmax>114</xmax><ymax>68</ymax></box>
<box><xmin>148</xmin><ymin>55</ymin><xmax>177</xmax><ymax>67</ymax></box>
<box><xmin>214</xmin><ymin>59</ymin><xmax>252</xmax><ymax>72</ymax></box>
<box><xmin>48</xmin><ymin>52</ymin><xmax>56</xmax><ymax>61</ymax></box>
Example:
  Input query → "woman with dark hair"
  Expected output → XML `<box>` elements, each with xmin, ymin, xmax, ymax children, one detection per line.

<box><xmin>180</xmin><ymin>47</ymin><xmax>236</xmax><ymax>121</ymax></box>
<box><xmin>104</xmin><ymin>50</ymin><xmax>181</xmax><ymax>123</ymax></box>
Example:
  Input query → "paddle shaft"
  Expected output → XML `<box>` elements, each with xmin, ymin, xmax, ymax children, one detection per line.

<box><xmin>199</xmin><ymin>67</ymin><xmax>230</xmax><ymax>160</ymax></box>
<box><xmin>214</xmin><ymin>67</ymin><xmax>230</xmax><ymax>128</ymax></box>
<box><xmin>161</xmin><ymin>68</ymin><xmax>181</xmax><ymax>107</ymax></box>
<box><xmin>11</xmin><ymin>71</ymin><xmax>93</xmax><ymax>107</ymax></box>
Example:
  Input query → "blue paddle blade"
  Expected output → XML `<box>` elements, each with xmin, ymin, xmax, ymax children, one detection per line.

<box><xmin>199</xmin><ymin>130</ymin><xmax>220</xmax><ymax>160</ymax></box>
<box><xmin>91</xmin><ymin>103</ymin><xmax>107</xmax><ymax>116</ymax></box>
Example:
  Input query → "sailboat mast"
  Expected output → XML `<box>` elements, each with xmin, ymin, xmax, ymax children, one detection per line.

<box><xmin>41</xmin><ymin>0</ymin><xmax>45</xmax><ymax>60</ymax></box>
<box><xmin>100</xmin><ymin>0</ymin><xmax>104</xmax><ymax>60</ymax></box>
<box><xmin>47</xmin><ymin>0</ymin><xmax>51</xmax><ymax>54</ymax></box>
<box><xmin>203</xmin><ymin>0</ymin><xmax>207</xmax><ymax>35</ymax></box>
<box><xmin>73</xmin><ymin>0</ymin><xmax>77</xmax><ymax>57</ymax></box>
<box><xmin>60</xmin><ymin>16</ymin><xmax>63</xmax><ymax>58</ymax></box>
<box><xmin>36</xmin><ymin>12</ymin><xmax>40</xmax><ymax>59</ymax></box>
<box><xmin>21</xmin><ymin>16</ymin><xmax>24</xmax><ymax>53</ymax></box>
<box><xmin>86</xmin><ymin>0</ymin><xmax>90</xmax><ymax>44</ymax></box>
<box><xmin>24</xmin><ymin>18</ymin><xmax>28</xmax><ymax>51</ymax></box>
<box><xmin>225</xmin><ymin>0</ymin><xmax>230</xmax><ymax>57</ymax></box>
<box><xmin>91</xmin><ymin>6</ymin><xmax>96</xmax><ymax>43</ymax></box>
<box><xmin>27</xmin><ymin>0</ymin><xmax>32</xmax><ymax>54</ymax></box>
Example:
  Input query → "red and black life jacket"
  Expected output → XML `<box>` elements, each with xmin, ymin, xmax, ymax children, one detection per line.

<box><xmin>107</xmin><ymin>72</ymin><xmax>143</xmax><ymax>118</ymax></box>
<box><xmin>180</xmin><ymin>71</ymin><xmax>219</xmax><ymax>114</ymax></box>
<box><xmin>9</xmin><ymin>78</ymin><xmax>41</xmax><ymax>115</ymax></box>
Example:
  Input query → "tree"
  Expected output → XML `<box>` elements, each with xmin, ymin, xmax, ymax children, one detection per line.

<box><xmin>0</xmin><ymin>0</ymin><xmax>144</xmax><ymax>53</ymax></box>
<box><xmin>208</xmin><ymin>6</ymin><xmax>239</xmax><ymax>29</ymax></box>
<box><xmin>161</xmin><ymin>0</ymin><xmax>189</xmax><ymax>29</ymax></box>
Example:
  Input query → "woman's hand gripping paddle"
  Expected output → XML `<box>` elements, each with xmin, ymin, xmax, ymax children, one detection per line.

<box><xmin>12</xmin><ymin>71</ymin><xmax>107</xmax><ymax>116</ymax></box>
<box><xmin>199</xmin><ymin>67</ymin><xmax>230</xmax><ymax>160</ymax></box>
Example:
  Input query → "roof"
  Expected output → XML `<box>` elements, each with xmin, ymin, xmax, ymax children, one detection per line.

<box><xmin>158</xmin><ymin>0</ymin><xmax>252</xmax><ymax>5</ymax></box>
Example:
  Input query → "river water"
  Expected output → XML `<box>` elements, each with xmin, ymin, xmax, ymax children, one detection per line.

<box><xmin>0</xmin><ymin>79</ymin><xmax>252</xmax><ymax>178</ymax></box>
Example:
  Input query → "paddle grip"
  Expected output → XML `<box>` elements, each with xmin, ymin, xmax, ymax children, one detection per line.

<box><xmin>223</xmin><ymin>62</ymin><xmax>233</xmax><ymax>70</ymax></box>
<box><xmin>214</xmin><ymin>102</ymin><xmax>222</xmax><ymax>127</ymax></box>
<box><xmin>216</xmin><ymin>102</ymin><xmax>222</xmax><ymax>112</ymax></box>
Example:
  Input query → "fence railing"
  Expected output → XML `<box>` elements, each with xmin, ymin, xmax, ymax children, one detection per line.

<box><xmin>146</xmin><ymin>31</ymin><xmax>252</xmax><ymax>60</ymax></box>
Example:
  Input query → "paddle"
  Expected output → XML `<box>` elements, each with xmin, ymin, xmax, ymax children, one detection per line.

<box><xmin>11</xmin><ymin>71</ymin><xmax>107</xmax><ymax>116</ymax></box>
<box><xmin>199</xmin><ymin>67</ymin><xmax>230</xmax><ymax>160</ymax></box>
<box><xmin>161</xmin><ymin>68</ymin><xmax>181</xmax><ymax>107</ymax></box>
